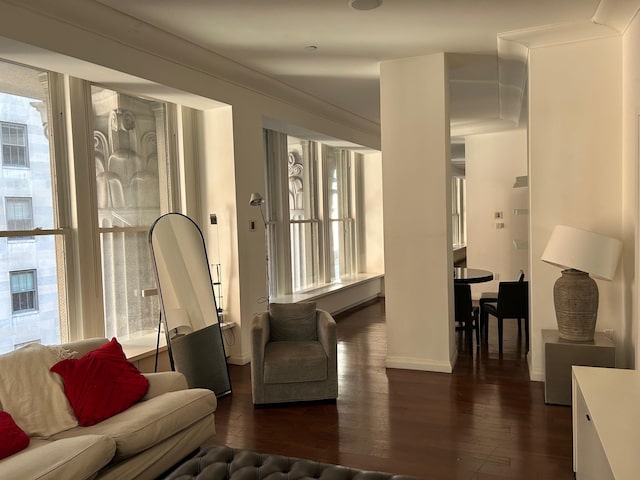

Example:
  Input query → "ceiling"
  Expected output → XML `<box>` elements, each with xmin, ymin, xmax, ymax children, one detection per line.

<box><xmin>8</xmin><ymin>0</ymin><xmax>628</xmax><ymax>148</ymax></box>
<box><xmin>93</xmin><ymin>0</ymin><xmax>633</xmax><ymax>138</ymax></box>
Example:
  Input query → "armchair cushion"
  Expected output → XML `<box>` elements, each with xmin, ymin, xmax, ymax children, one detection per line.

<box><xmin>268</xmin><ymin>302</ymin><xmax>317</xmax><ymax>342</ymax></box>
<box><xmin>264</xmin><ymin>341</ymin><xmax>328</xmax><ymax>384</ymax></box>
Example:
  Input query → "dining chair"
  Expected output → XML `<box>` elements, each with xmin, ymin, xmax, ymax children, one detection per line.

<box><xmin>479</xmin><ymin>270</ymin><xmax>525</xmax><ymax>341</ymax></box>
<box><xmin>454</xmin><ymin>283</ymin><xmax>480</xmax><ymax>350</ymax></box>
<box><xmin>482</xmin><ymin>281</ymin><xmax>529</xmax><ymax>353</ymax></box>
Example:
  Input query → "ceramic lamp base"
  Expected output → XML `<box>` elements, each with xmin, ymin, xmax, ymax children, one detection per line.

<box><xmin>553</xmin><ymin>269</ymin><xmax>598</xmax><ymax>342</ymax></box>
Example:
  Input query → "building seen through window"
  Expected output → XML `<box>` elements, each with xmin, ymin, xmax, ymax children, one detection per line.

<box><xmin>0</xmin><ymin>61</ymin><xmax>59</xmax><ymax>353</ymax></box>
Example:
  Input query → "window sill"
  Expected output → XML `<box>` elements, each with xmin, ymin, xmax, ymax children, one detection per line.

<box><xmin>119</xmin><ymin>332</ymin><xmax>167</xmax><ymax>363</ymax></box>
<box><xmin>119</xmin><ymin>322</ymin><xmax>236</xmax><ymax>364</ymax></box>
<box><xmin>270</xmin><ymin>273</ymin><xmax>383</xmax><ymax>304</ymax></box>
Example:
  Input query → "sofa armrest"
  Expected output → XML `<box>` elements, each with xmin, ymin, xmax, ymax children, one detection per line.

<box><xmin>141</xmin><ymin>371</ymin><xmax>188</xmax><ymax>401</ymax></box>
<box><xmin>61</xmin><ymin>338</ymin><xmax>109</xmax><ymax>357</ymax></box>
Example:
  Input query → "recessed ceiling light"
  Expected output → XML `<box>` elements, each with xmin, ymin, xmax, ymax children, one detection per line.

<box><xmin>349</xmin><ymin>0</ymin><xmax>383</xmax><ymax>11</ymax></box>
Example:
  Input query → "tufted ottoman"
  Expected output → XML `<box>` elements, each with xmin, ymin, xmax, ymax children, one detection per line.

<box><xmin>164</xmin><ymin>445</ymin><xmax>420</xmax><ymax>480</ymax></box>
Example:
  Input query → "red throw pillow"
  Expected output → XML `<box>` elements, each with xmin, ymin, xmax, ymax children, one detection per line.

<box><xmin>50</xmin><ymin>338</ymin><xmax>149</xmax><ymax>426</ymax></box>
<box><xmin>0</xmin><ymin>411</ymin><xmax>30</xmax><ymax>460</ymax></box>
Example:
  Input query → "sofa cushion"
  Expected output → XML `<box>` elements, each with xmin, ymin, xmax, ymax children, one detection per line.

<box><xmin>264</xmin><ymin>341</ymin><xmax>328</xmax><ymax>384</ymax></box>
<box><xmin>0</xmin><ymin>411</ymin><xmax>29</xmax><ymax>460</ymax></box>
<box><xmin>51</xmin><ymin>338</ymin><xmax>149</xmax><ymax>426</ymax></box>
<box><xmin>269</xmin><ymin>302</ymin><xmax>317</xmax><ymax>342</ymax></box>
<box><xmin>50</xmin><ymin>388</ymin><xmax>217</xmax><ymax>461</ymax></box>
<box><xmin>0</xmin><ymin>435</ymin><xmax>115</xmax><ymax>480</ymax></box>
<box><xmin>0</xmin><ymin>343</ymin><xmax>78</xmax><ymax>437</ymax></box>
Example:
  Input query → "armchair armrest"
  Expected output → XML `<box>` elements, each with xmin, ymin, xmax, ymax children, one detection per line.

<box><xmin>141</xmin><ymin>371</ymin><xmax>188</xmax><ymax>401</ymax></box>
<box><xmin>316</xmin><ymin>309</ymin><xmax>337</xmax><ymax>373</ymax></box>
<box><xmin>251</xmin><ymin>312</ymin><xmax>270</xmax><ymax>402</ymax></box>
<box><xmin>251</xmin><ymin>312</ymin><xmax>270</xmax><ymax>355</ymax></box>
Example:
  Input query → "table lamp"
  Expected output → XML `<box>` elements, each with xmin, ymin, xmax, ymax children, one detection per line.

<box><xmin>541</xmin><ymin>225</ymin><xmax>621</xmax><ymax>341</ymax></box>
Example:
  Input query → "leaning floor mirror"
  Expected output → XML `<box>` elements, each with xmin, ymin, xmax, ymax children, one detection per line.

<box><xmin>149</xmin><ymin>212</ymin><xmax>231</xmax><ymax>398</ymax></box>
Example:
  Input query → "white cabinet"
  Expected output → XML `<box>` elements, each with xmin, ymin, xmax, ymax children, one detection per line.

<box><xmin>572</xmin><ymin>366</ymin><xmax>640</xmax><ymax>479</ymax></box>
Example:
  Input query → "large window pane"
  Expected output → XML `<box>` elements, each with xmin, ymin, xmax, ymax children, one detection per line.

<box><xmin>325</xmin><ymin>146</ymin><xmax>354</xmax><ymax>280</ymax></box>
<box><xmin>287</xmin><ymin>137</ymin><xmax>315</xmax><ymax>221</ymax></box>
<box><xmin>287</xmin><ymin>137</ymin><xmax>320</xmax><ymax>291</ymax></box>
<box><xmin>100</xmin><ymin>231</ymin><xmax>159</xmax><ymax>338</ymax></box>
<box><xmin>0</xmin><ymin>61</ymin><xmax>66</xmax><ymax>354</ymax></box>
<box><xmin>452</xmin><ymin>176</ymin><xmax>466</xmax><ymax>246</ymax></box>
<box><xmin>290</xmin><ymin>221</ymin><xmax>319</xmax><ymax>291</ymax></box>
<box><xmin>91</xmin><ymin>86</ymin><xmax>166</xmax><ymax>339</ymax></box>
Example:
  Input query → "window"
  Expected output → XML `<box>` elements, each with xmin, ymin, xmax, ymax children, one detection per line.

<box><xmin>10</xmin><ymin>270</ymin><xmax>37</xmax><ymax>313</ymax></box>
<box><xmin>265</xmin><ymin>129</ymin><xmax>361</xmax><ymax>296</ymax></box>
<box><xmin>324</xmin><ymin>146</ymin><xmax>355</xmax><ymax>281</ymax></box>
<box><xmin>0</xmin><ymin>60</ymin><xmax>184</xmax><ymax>354</ymax></box>
<box><xmin>287</xmin><ymin>137</ymin><xmax>320</xmax><ymax>291</ymax></box>
<box><xmin>0</xmin><ymin>61</ymin><xmax>65</xmax><ymax>354</ymax></box>
<box><xmin>452</xmin><ymin>176</ymin><xmax>466</xmax><ymax>246</ymax></box>
<box><xmin>91</xmin><ymin>86</ymin><xmax>169</xmax><ymax>340</ymax></box>
<box><xmin>1</xmin><ymin>122</ymin><xmax>29</xmax><ymax>168</ymax></box>
<box><xmin>6</xmin><ymin>197</ymin><xmax>33</xmax><ymax>231</ymax></box>
<box><xmin>5</xmin><ymin>197</ymin><xmax>34</xmax><ymax>241</ymax></box>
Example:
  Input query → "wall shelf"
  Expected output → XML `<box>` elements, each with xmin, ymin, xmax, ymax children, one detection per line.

<box><xmin>513</xmin><ymin>175</ymin><xmax>528</xmax><ymax>188</ymax></box>
<box><xmin>513</xmin><ymin>239</ymin><xmax>528</xmax><ymax>250</ymax></box>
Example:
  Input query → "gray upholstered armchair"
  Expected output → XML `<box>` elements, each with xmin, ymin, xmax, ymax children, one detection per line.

<box><xmin>250</xmin><ymin>302</ymin><xmax>338</xmax><ymax>405</ymax></box>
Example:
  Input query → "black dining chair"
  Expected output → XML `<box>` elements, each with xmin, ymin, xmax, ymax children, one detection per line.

<box><xmin>479</xmin><ymin>270</ymin><xmax>525</xmax><ymax>341</ymax></box>
<box><xmin>454</xmin><ymin>283</ymin><xmax>480</xmax><ymax>350</ymax></box>
<box><xmin>482</xmin><ymin>280</ymin><xmax>529</xmax><ymax>353</ymax></box>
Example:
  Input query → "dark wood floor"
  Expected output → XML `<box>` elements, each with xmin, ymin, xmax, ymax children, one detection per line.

<box><xmin>208</xmin><ymin>300</ymin><xmax>573</xmax><ymax>480</ymax></box>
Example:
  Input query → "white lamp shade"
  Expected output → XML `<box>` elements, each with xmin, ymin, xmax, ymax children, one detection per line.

<box><xmin>541</xmin><ymin>225</ymin><xmax>622</xmax><ymax>280</ymax></box>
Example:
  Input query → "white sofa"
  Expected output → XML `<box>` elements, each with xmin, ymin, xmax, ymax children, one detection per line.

<box><xmin>0</xmin><ymin>338</ymin><xmax>217</xmax><ymax>480</ymax></box>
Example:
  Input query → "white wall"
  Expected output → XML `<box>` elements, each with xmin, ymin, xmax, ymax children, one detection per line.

<box><xmin>380</xmin><ymin>53</ymin><xmax>455</xmax><ymax>372</ymax></box>
<box><xmin>465</xmin><ymin>129</ymin><xmax>529</xmax><ymax>299</ymax></box>
<box><xmin>363</xmin><ymin>152</ymin><xmax>385</xmax><ymax>273</ymax></box>
<box><xmin>622</xmin><ymin>13</ymin><xmax>640</xmax><ymax>369</ymax></box>
<box><xmin>529</xmin><ymin>36</ymin><xmax>623</xmax><ymax>379</ymax></box>
<box><xmin>197</xmin><ymin>106</ymin><xmax>247</xmax><ymax>363</ymax></box>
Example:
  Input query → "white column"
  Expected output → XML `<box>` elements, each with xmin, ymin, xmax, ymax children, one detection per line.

<box><xmin>380</xmin><ymin>53</ymin><xmax>455</xmax><ymax>372</ymax></box>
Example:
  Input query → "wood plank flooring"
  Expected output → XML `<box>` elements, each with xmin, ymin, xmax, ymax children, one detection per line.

<box><xmin>207</xmin><ymin>300</ymin><xmax>573</xmax><ymax>480</ymax></box>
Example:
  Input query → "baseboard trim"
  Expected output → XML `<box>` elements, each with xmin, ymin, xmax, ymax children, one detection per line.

<box><xmin>227</xmin><ymin>353</ymin><xmax>250</xmax><ymax>366</ymax></box>
<box><xmin>385</xmin><ymin>355</ymin><xmax>453</xmax><ymax>373</ymax></box>
<box><xmin>528</xmin><ymin>353</ymin><xmax>544</xmax><ymax>381</ymax></box>
<box><xmin>333</xmin><ymin>296</ymin><xmax>381</xmax><ymax>319</ymax></box>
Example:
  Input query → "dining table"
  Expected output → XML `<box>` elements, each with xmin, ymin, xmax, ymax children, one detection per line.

<box><xmin>453</xmin><ymin>267</ymin><xmax>494</xmax><ymax>284</ymax></box>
